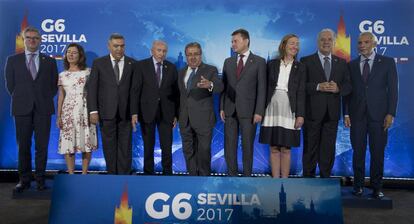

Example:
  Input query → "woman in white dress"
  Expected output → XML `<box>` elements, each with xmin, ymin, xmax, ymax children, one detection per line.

<box><xmin>259</xmin><ymin>34</ymin><xmax>306</xmax><ymax>178</ymax></box>
<box><xmin>56</xmin><ymin>43</ymin><xmax>97</xmax><ymax>174</ymax></box>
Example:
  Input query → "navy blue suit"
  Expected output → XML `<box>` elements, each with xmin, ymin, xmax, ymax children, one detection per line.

<box><xmin>345</xmin><ymin>54</ymin><xmax>398</xmax><ymax>191</ymax></box>
<box><xmin>4</xmin><ymin>53</ymin><xmax>58</xmax><ymax>183</ymax></box>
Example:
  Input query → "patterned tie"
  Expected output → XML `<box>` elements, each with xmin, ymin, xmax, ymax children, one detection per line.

<box><xmin>113</xmin><ymin>59</ymin><xmax>120</xmax><ymax>84</ymax></box>
<box><xmin>323</xmin><ymin>56</ymin><xmax>331</xmax><ymax>81</ymax></box>
<box><xmin>236</xmin><ymin>54</ymin><xmax>244</xmax><ymax>79</ymax></box>
<box><xmin>156</xmin><ymin>62</ymin><xmax>162</xmax><ymax>87</ymax></box>
<box><xmin>27</xmin><ymin>53</ymin><xmax>37</xmax><ymax>80</ymax></box>
<box><xmin>186</xmin><ymin>68</ymin><xmax>196</xmax><ymax>93</ymax></box>
<box><xmin>362</xmin><ymin>58</ymin><xmax>370</xmax><ymax>83</ymax></box>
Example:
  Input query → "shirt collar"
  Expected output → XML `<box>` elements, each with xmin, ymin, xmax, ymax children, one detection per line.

<box><xmin>360</xmin><ymin>51</ymin><xmax>376</xmax><ymax>63</ymax></box>
<box><xmin>318</xmin><ymin>51</ymin><xmax>331</xmax><ymax>60</ymax></box>
<box><xmin>152</xmin><ymin>56</ymin><xmax>163</xmax><ymax>66</ymax></box>
<box><xmin>110</xmin><ymin>54</ymin><xmax>124</xmax><ymax>62</ymax></box>
<box><xmin>239</xmin><ymin>49</ymin><xmax>250</xmax><ymax>59</ymax></box>
<box><xmin>25</xmin><ymin>49</ymin><xmax>40</xmax><ymax>56</ymax></box>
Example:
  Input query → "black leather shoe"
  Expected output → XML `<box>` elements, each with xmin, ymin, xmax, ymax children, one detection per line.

<box><xmin>352</xmin><ymin>187</ymin><xmax>364</xmax><ymax>197</ymax></box>
<box><xmin>36</xmin><ymin>180</ymin><xmax>48</xmax><ymax>191</ymax></box>
<box><xmin>15</xmin><ymin>181</ymin><xmax>31</xmax><ymax>192</ymax></box>
<box><xmin>372</xmin><ymin>190</ymin><xmax>384</xmax><ymax>199</ymax></box>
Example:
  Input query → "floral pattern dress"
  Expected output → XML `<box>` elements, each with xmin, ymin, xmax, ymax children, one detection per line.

<box><xmin>58</xmin><ymin>69</ymin><xmax>97</xmax><ymax>154</ymax></box>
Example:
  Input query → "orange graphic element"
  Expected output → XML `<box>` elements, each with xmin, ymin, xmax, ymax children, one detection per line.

<box><xmin>114</xmin><ymin>185</ymin><xmax>133</xmax><ymax>224</ymax></box>
<box><xmin>15</xmin><ymin>12</ymin><xmax>29</xmax><ymax>54</ymax></box>
<box><xmin>333</xmin><ymin>13</ymin><xmax>351</xmax><ymax>62</ymax></box>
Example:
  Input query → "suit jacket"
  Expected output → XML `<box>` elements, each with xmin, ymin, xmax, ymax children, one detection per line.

<box><xmin>5</xmin><ymin>53</ymin><xmax>58</xmax><ymax>116</ymax></box>
<box><xmin>345</xmin><ymin>54</ymin><xmax>398</xmax><ymax>121</ymax></box>
<box><xmin>87</xmin><ymin>55</ymin><xmax>136</xmax><ymax>120</ymax></box>
<box><xmin>130</xmin><ymin>57</ymin><xmax>179</xmax><ymax>123</ymax></box>
<box><xmin>178</xmin><ymin>63</ymin><xmax>223</xmax><ymax>129</ymax></box>
<box><xmin>300</xmin><ymin>53</ymin><xmax>352</xmax><ymax>120</ymax></box>
<box><xmin>220</xmin><ymin>52</ymin><xmax>266</xmax><ymax>118</ymax></box>
<box><xmin>265</xmin><ymin>59</ymin><xmax>306</xmax><ymax>117</ymax></box>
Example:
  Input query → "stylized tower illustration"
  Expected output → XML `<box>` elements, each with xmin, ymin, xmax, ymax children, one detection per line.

<box><xmin>333</xmin><ymin>13</ymin><xmax>351</xmax><ymax>62</ymax></box>
<box><xmin>114</xmin><ymin>185</ymin><xmax>133</xmax><ymax>224</ymax></box>
<box><xmin>310</xmin><ymin>198</ymin><xmax>316</xmax><ymax>214</ymax></box>
<box><xmin>279</xmin><ymin>183</ymin><xmax>287</xmax><ymax>215</ymax></box>
<box><xmin>175</xmin><ymin>51</ymin><xmax>186</xmax><ymax>70</ymax></box>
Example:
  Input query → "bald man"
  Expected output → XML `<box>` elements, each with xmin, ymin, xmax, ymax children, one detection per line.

<box><xmin>131</xmin><ymin>40</ymin><xmax>179</xmax><ymax>175</ymax></box>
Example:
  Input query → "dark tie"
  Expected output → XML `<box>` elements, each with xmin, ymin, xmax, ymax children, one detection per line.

<box><xmin>362</xmin><ymin>58</ymin><xmax>370</xmax><ymax>83</ymax></box>
<box><xmin>27</xmin><ymin>53</ymin><xmax>37</xmax><ymax>80</ymax></box>
<box><xmin>236</xmin><ymin>54</ymin><xmax>245</xmax><ymax>79</ymax></box>
<box><xmin>114</xmin><ymin>59</ymin><xmax>120</xmax><ymax>84</ymax></box>
<box><xmin>323</xmin><ymin>56</ymin><xmax>331</xmax><ymax>81</ymax></box>
<box><xmin>186</xmin><ymin>68</ymin><xmax>196</xmax><ymax>93</ymax></box>
<box><xmin>156</xmin><ymin>62</ymin><xmax>162</xmax><ymax>87</ymax></box>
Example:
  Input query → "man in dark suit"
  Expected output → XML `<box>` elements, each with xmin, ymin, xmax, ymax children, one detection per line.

<box><xmin>131</xmin><ymin>40</ymin><xmax>179</xmax><ymax>175</ymax></box>
<box><xmin>301</xmin><ymin>29</ymin><xmax>352</xmax><ymax>178</ymax></box>
<box><xmin>178</xmin><ymin>42</ymin><xmax>223</xmax><ymax>176</ymax></box>
<box><xmin>344</xmin><ymin>32</ymin><xmax>398</xmax><ymax>198</ymax></box>
<box><xmin>87</xmin><ymin>33</ymin><xmax>136</xmax><ymax>175</ymax></box>
<box><xmin>220</xmin><ymin>29</ymin><xmax>266</xmax><ymax>176</ymax></box>
<box><xmin>4</xmin><ymin>27</ymin><xmax>58</xmax><ymax>191</ymax></box>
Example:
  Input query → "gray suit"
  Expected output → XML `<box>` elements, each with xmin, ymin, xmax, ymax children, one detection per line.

<box><xmin>220</xmin><ymin>52</ymin><xmax>266</xmax><ymax>176</ymax></box>
<box><xmin>178</xmin><ymin>63</ymin><xmax>223</xmax><ymax>176</ymax></box>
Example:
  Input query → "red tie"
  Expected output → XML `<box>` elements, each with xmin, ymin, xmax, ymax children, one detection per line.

<box><xmin>236</xmin><ymin>54</ymin><xmax>244</xmax><ymax>79</ymax></box>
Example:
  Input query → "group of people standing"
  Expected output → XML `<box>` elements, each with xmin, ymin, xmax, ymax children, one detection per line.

<box><xmin>5</xmin><ymin>26</ymin><xmax>398</xmax><ymax>199</ymax></box>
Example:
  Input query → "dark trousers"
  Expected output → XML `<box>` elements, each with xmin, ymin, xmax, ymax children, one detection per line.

<box><xmin>351</xmin><ymin>114</ymin><xmax>387</xmax><ymax>191</ymax></box>
<box><xmin>224</xmin><ymin>113</ymin><xmax>257</xmax><ymax>176</ymax></box>
<box><xmin>141</xmin><ymin>105</ymin><xmax>173</xmax><ymax>175</ymax></box>
<box><xmin>303</xmin><ymin>112</ymin><xmax>338</xmax><ymax>178</ymax></box>
<box><xmin>14</xmin><ymin>111</ymin><xmax>51</xmax><ymax>183</ymax></box>
<box><xmin>180</xmin><ymin>121</ymin><xmax>212</xmax><ymax>176</ymax></box>
<box><xmin>100</xmin><ymin>112</ymin><xmax>132</xmax><ymax>175</ymax></box>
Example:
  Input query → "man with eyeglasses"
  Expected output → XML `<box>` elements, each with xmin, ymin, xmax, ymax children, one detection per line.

<box><xmin>177</xmin><ymin>42</ymin><xmax>223</xmax><ymax>176</ymax></box>
<box><xmin>4</xmin><ymin>26</ymin><xmax>58</xmax><ymax>192</ymax></box>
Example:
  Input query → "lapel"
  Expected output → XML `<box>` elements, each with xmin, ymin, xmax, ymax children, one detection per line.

<box><xmin>104</xmin><ymin>55</ymin><xmax>118</xmax><ymax>84</ymax></box>
<box><xmin>273</xmin><ymin>59</ymin><xmax>281</xmax><ymax>84</ymax></box>
<box><xmin>119</xmin><ymin>57</ymin><xmax>132</xmax><ymax>84</ymax></box>
<box><xmin>18</xmin><ymin>53</ymin><xmax>33</xmax><ymax>80</ymax></box>
<box><xmin>330</xmin><ymin>55</ymin><xmax>340</xmax><ymax>81</ymax></box>
<box><xmin>237</xmin><ymin>53</ymin><xmax>254</xmax><ymax>81</ymax></box>
<box><xmin>145</xmin><ymin>57</ymin><xmax>159</xmax><ymax>88</ymax></box>
<box><xmin>36</xmin><ymin>53</ymin><xmax>47</xmax><ymax>81</ymax></box>
<box><xmin>368</xmin><ymin>54</ymin><xmax>382</xmax><ymax>82</ymax></box>
<box><xmin>312</xmin><ymin>53</ymin><xmax>327</xmax><ymax>81</ymax></box>
<box><xmin>353</xmin><ymin>56</ymin><xmax>364</xmax><ymax>83</ymax></box>
<box><xmin>179</xmin><ymin>66</ymin><xmax>186</xmax><ymax>92</ymax></box>
<box><xmin>288</xmin><ymin>60</ymin><xmax>299</xmax><ymax>88</ymax></box>
<box><xmin>160</xmin><ymin>62</ymin><xmax>169</xmax><ymax>88</ymax></box>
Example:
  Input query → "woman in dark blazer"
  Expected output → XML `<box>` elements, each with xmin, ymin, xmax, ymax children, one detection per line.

<box><xmin>259</xmin><ymin>34</ymin><xmax>306</xmax><ymax>178</ymax></box>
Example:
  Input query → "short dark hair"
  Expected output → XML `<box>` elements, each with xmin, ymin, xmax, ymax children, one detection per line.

<box><xmin>108</xmin><ymin>33</ymin><xmax>124</xmax><ymax>41</ymax></box>
<box><xmin>185</xmin><ymin>42</ymin><xmax>202</xmax><ymax>55</ymax></box>
<box><xmin>278</xmin><ymin>34</ymin><xmax>299</xmax><ymax>59</ymax></box>
<box><xmin>232</xmin><ymin>28</ymin><xmax>250</xmax><ymax>47</ymax></box>
<box><xmin>63</xmin><ymin>43</ymin><xmax>87</xmax><ymax>70</ymax></box>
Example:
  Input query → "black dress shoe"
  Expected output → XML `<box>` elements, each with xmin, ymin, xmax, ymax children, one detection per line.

<box><xmin>15</xmin><ymin>181</ymin><xmax>31</xmax><ymax>192</ymax></box>
<box><xmin>372</xmin><ymin>190</ymin><xmax>384</xmax><ymax>199</ymax></box>
<box><xmin>352</xmin><ymin>187</ymin><xmax>364</xmax><ymax>197</ymax></box>
<box><xmin>36</xmin><ymin>180</ymin><xmax>48</xmax><ymax>191</ymax></box>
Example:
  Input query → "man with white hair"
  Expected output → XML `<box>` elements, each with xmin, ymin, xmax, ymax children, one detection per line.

<box><xmin>130</xmin><ymin>40</ymin><xmax>179</xmax><ymax>175</ymax></box>
<box><xmin>301</xmin><ymin>28</ymin><xmax>352</xmax><ymax>178</ymax></box>
<box><xmin>344</xmin><ymin>32</ymin><xmax>398</xmax><ymax>199</ymax></box>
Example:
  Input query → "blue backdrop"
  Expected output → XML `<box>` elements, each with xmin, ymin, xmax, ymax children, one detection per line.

<box><xmin>1</xmin><ymin>0</ymin><xmax>413</xmax><ymax>177</ymax></box>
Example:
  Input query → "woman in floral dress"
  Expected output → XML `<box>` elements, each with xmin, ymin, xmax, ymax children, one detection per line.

<box><xmin>56</xmin><ymin>43</ymin><xmax>97</xmax><ymax>174</ymax></box>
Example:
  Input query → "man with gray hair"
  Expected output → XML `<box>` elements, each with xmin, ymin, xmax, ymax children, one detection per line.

<box><xmin>300</xmin><ymin>28</ymin><xmax>352</xmax><ymax>178</ymax></box>
<box><xmin>5</xmin><ymin>26</ymin><xmax>58</xmax><ymax>191</ymax></box>
<box><xmin>130</xmin><ymin>40</ymin><xmax>179</xmax><ymax>175</ymax></box>
<box><xmin>87</xmin><ymin>33</ymin><xmax>136</xmax><ymax>175</ymax></box>
<box><xmin>344</xmin><ymin>32</ymin><xmax>398</xmax><ymax>198</ymax></box>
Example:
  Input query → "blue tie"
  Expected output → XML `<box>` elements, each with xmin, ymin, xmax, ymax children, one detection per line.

<box><xmin>186</xmin><ymin>68</ymin><xmax>196</xmax><ymax>92</ymax></box>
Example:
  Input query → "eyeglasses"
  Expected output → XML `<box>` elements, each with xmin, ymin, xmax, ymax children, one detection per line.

<box><xmin>67</xmin><ymin>51</ymin><xmax>79</xmax><ymax>55</ymax></box>
<box><xmin>25</xmin><ymin>36</ymin><xmax>40</xmax><ymax>40</ymax></box>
